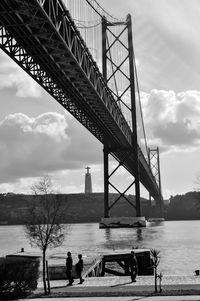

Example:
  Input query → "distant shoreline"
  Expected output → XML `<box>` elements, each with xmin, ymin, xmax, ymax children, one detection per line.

<box><xmin>1</xmin><ymin>191</ymin><xmax>200</xmax><ymax>224</ymax></box>
<box><xmin>1</xmin><ymin>219</ymin><xmax>200</xmax><ymax>226</ymax></box>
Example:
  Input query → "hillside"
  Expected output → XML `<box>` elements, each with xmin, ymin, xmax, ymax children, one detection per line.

<box><xmin>0</xmin><ymin>193</ymin><xmax>151</xmax><ymax>224</ymax></box>
<box><xmin>1</xmin><ymin>191</ymin><xmax>200</xmax><ymax>224</ymax></box>
<box><xmin>167</xmin><ymin>191</ymin><xmax>200</xmax><ymax>220</ymax></box>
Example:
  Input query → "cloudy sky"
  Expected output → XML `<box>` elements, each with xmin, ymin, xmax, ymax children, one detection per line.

<box><xmin>0</xmin><ymin>0</ymin><xmax>200</xmax><ymax>198</ymax></box>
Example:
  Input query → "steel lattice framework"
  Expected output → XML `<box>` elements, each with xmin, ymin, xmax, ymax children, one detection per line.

<box><xmin>0</xmin><ymin>0</ymin><xmax>161</xmax><ymax>201</ymax></box>
<box><xmin>102</xmin><ymin>15</ymin><xmax>142</xmax><ymax>217</ymax></box>
<box><xmin>148</xmin><ymin>147</ymin><xmax>163</xmax><ymax>215</ymax></box>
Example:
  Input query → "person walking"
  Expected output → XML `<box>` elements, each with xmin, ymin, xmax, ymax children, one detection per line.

<box><xmin>129</xmin><ymin>251</ymin><xmax>138</xmax><ymax>282</ymax></box>
<box><xmin>66</xmin><ymin>251</ymin><xmax>74</xmax><ymax>286</ymax></box>
<box><xmin>75</xmin><ymin>254</ymin><xmax>84</xmax><ymax>284</ymax></box>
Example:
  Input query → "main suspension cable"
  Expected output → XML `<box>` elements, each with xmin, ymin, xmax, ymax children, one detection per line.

<box><xmin>85</xmin><ymin>0</ymin><xmax>122</xmax><ymax>21</ymax></box>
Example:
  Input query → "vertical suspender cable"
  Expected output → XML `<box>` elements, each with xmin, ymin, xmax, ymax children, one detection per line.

<box><xmin>132</xmin><ymin>47</ymin><xmax>148</xmax><ymax>157</ymax></box>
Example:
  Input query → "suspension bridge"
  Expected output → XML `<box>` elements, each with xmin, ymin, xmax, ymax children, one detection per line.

<box><xmin>0</xmin><ymin>0</ymin><xmax>163</xmax><ymax>226</ymax></box>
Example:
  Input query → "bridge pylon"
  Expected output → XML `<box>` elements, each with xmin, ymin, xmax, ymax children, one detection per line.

<box><xmin>100</xmin><ymin>14</ymin><xmax>145</xmax><ymax>227</ymax></box>
<box><xmin>148</xmin><ymin>147</ymin><xmax>164</xmax><ymax>219</ymax></box>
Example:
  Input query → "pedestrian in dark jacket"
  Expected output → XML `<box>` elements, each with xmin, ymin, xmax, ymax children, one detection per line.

<box><xmin>129</xmin><ymin>251</ymin><xmax>138</xmax><ymax>282</ymax></box>
<box><xmin>75</xmin><ymin>254</ymin><xmax>84</xmax><ymax>284</ymax></box>
<box><xmin>66</xmin><ymin>251</ymin><xmax>74</xmax><ymax>286</ymax></box>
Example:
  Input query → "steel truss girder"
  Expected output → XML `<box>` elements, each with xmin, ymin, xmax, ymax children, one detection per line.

<box><xmin>0</xmin><ymin>26</ymin><xmax>102</xmax><ymax>139</ymax></box>
<box><xmin>0</xmin><ymin>0</ymin><xmax>160</xmax><ymax>201</ymax></box>
<box><xmin>0</xmin><ymin>0</ymin><xmax>131</xmax><ymax>147</ymax></box>
<box><xmin>36</xmin><ymin>0</ymin><xmax>132</xmax><ymax>145</ymax></box>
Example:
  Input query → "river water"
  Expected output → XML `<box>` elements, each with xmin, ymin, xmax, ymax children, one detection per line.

<box><xmin>0</xmin><ymin>220</ymin><xmax>200</xmax><ymax>276</ymax></box>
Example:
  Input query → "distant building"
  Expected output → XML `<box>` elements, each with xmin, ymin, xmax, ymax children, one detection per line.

<box><xmin>85</xmin><ymin>166</ymin><xmax>92</xmax><ymax>194</ymax></box>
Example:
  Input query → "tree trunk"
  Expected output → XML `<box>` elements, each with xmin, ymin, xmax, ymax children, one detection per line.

<box><xmin>154</xmin><ymin>267</ymin><xmax>157</xmax><ymax>293</ymax></box>
<box><xmin>43</xmin><ymin>248</ymin><xmax>47</xmax><ymax>295</ymax></box>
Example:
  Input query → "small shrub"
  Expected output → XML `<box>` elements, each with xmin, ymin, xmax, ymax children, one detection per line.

<box><xmin>0</xmin><ymin>258</ymin><xmax>40</xmax><ymax>299</ymax></box>
<box><xmin>150</xmin><ymin>249</ymin><xmax>161</xmax><ymax>293</ymax></box>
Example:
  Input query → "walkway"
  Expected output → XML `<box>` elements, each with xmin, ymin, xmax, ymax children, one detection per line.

<box><xmin>21</xmin><ymin>297</ymin><xmax>200</xmax><ymax>301</ymax></box>
<box><xmin>33</xmin><ymin>275</ymin><xmax>200</xmax><ymax>298</ymax></box>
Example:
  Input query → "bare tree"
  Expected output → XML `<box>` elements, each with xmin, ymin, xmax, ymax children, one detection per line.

<box><xmin>151</xmin><ymin>249</ymin><xmax>161</xmax><ymax>293</ymax></box>
<box><xmin>24</xmin><ymin>175</ymin><xmax>65</xmax><ymax>295</ymax></box>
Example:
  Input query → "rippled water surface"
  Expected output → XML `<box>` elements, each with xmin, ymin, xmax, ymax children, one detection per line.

<box><xmin>1</xmin><ymin>220</ymin><xmax>200</xmax><ymax>275</ymax></box>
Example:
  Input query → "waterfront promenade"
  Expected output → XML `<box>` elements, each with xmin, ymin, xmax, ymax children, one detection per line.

<box><xmin>23</xmin><ymin>297</ymin><xmax>200</xmax><ymax>301</ymax></box>
<box><xmin>33</xmin><ymin>275</ymin><xmax>200</xmax><ymax>298</ymax></box>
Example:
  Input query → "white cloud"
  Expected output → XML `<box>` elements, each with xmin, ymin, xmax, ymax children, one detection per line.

<box><xmin>0</xmin><ymin>112</ymin><xmax>102</xmax><ymax>185</ymax></box>
<box><xmin>0</xmin><ymin>52</ymin><xmax>42</xmax><ymax>98</ymax></box>
<box><xmin>142</xmin><ymin>89</ymin><xmax>200</xmax><ymax>152</ymax></box>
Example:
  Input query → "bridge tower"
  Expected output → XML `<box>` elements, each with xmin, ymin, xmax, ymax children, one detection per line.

<box><xmin>148</xmin><ymin>148</ymin><xmax>164</xmax><ymax>219</ymax></box>
<box><xmin>101</xmin><ymin>14</ymin><xmax>145</xmax><ymax>227</ymax></box>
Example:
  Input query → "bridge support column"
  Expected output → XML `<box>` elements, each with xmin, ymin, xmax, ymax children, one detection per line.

<box><xmin>148</xmin><ymin>147</ymin><xmax>164</xmax><ymax>220</ymax></box>
<box><xmin>101</xmin><ymin>15</ymin><xmax>146</xmax><ymax>227</ymax></box>
<box><xmin>100</xmin><ymin>147</ymin><xmax>146</xmax><ymax>228</ymax></box>
<box><xmin>103</xmin><ymin>146</ymin><xmax>109</xmax><ymax>218</ymax></box>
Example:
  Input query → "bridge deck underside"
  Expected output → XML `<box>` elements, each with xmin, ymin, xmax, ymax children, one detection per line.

<box><xmin>0</xmin><ymin>0</ymin><xmax>160</xmax><ymax>200</ymax></box>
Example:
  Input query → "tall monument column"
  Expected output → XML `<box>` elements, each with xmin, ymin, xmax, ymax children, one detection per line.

<box><xmin>85</xmin><ymin>166</ymin><xmax>92</xmax><ymax>194</ymax></box>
